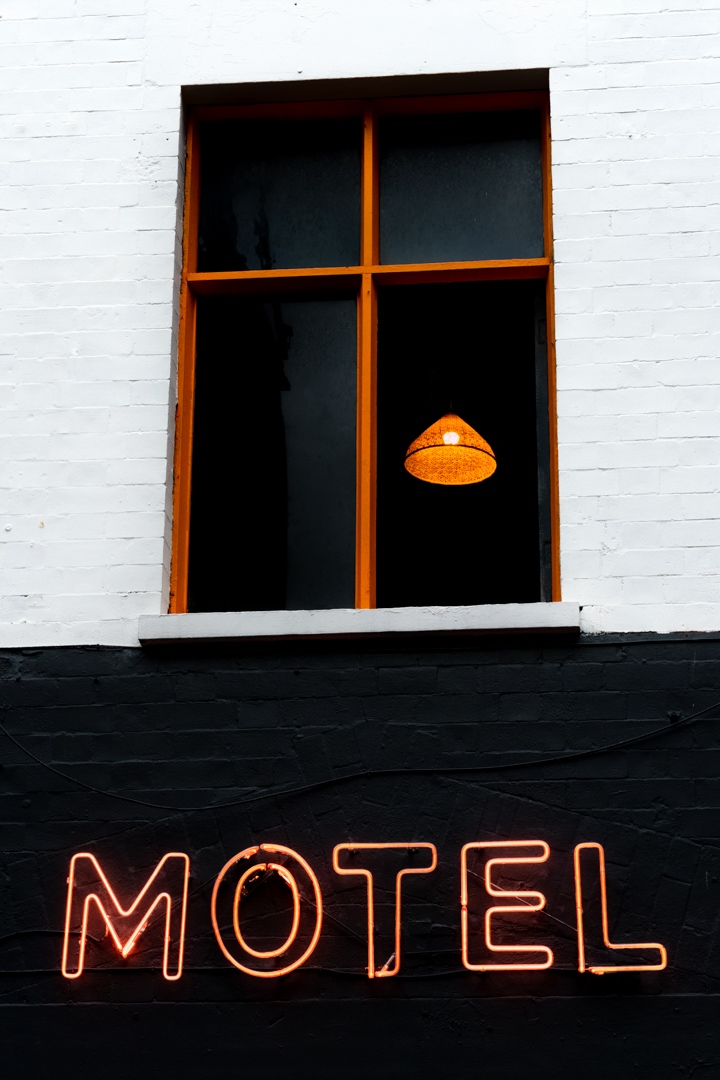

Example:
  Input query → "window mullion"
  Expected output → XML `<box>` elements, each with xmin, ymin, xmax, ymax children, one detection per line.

<box><xmin>356</xmin><ymin>106</ymin><xmax>379</xmax><ymax>607</ymax></box>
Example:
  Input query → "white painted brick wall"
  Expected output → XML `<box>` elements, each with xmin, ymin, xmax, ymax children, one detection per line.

<box><xmin>1</xmin><ymin>0</ymin><xmax>719</xmax><ymax>644</ymax></box>
<box><xmin>0</xmin><ymin>0</ymin><xmax>181</xmax><ymax>645</ymax></box>
<box><xmin>552</xmin><ymin>0</ymin><xmax>720</xmax><ymax>633</ymax></box>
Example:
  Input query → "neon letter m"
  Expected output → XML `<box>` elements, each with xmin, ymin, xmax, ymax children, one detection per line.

<box><xmin>62</xmin><ymin>852</ymin><xmax>190</xmax><ymax>981</ymax></box>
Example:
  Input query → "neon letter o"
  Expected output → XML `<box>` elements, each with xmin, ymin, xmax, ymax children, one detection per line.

<box><xmin>211</xmin><ymin>844</ymin><xmax>322</xmax><ymax>978</ymax></box>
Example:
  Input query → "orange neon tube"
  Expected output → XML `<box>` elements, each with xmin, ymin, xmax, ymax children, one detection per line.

<box><xmin>573</xmin><ymin>843</ymin><xmax>667</xmax><ymax>974</ymax></box>
<box><xmin>211</xmin><ymin>843</ymin><xmax>323</xmax><ymax>978</ymax></box>
<box><xmin>461</xmin><ymin>841</ymin><xmax>553</xmax><ymax>972</ymax></box>
<box><xmin>61</xmin><ymin>852</ymin><xmax>190</xmax><ymax>981</ymax></box>
<box><xmin>332</xmin><ymin>842</ymin><xmax>437</xmax><ymax>978</ymax></box>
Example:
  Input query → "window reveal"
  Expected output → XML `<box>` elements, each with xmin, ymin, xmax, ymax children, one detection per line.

<box><xmin>172</xmin><ymin>94</ymin><xmax>558</xmax><ymax>613</ymax></box>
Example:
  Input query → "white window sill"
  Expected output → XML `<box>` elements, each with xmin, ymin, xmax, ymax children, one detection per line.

<box><xmin>138</xmin><ymin>602</ymin><xmax>580</xmax><ymax>645</ymax></box>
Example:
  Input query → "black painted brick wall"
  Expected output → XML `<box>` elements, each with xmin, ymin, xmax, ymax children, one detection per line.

<box><xmin>1</xmin><ymin>635</ymin><xmax>720</xmax><ymax>1078</ymax></box>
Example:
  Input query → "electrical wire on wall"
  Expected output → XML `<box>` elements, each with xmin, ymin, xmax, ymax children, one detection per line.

<box><xmin>0</xmin><ymin>698</ymin><xmax>717</xmax><ymax>814</ymax></box>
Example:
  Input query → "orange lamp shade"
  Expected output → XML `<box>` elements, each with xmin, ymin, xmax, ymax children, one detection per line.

<box><xmin>404</xmin><ymin>412</ymin><xmax>496</xmax><ymax>486</ymax></box>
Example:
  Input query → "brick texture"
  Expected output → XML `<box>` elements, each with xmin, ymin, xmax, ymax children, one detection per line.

<box><xmin>1</xmin><ymin>2</ymin><xmax>720</xmax><ymax>643</ymax></box>
<box><xmin>0</xmin><ymin>639</ymin><xmax>719</xmax><ymax>1075</ymax></box>
<box><xmin>553</xmin><ymin>1</ymin><xmax>720</xmax><ymax>632</ymax></box>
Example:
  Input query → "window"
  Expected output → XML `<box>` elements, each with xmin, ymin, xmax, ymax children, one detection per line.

<box><xmin>171</xmin><ymin>93</ymin><xmax>558</xmax><ymax>614</ymax></box>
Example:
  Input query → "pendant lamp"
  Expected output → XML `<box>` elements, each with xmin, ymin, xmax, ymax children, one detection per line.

<box><xmin>404</xmin><ymin>412</ymin><xmax>496</xmax><ymax>486</ymax></box>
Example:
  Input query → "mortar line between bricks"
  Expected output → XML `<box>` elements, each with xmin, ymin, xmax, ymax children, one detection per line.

<box><xmin>2</xmin><ymin>697</ymin><xmax>719</xmax><ymax>812</ymax></box>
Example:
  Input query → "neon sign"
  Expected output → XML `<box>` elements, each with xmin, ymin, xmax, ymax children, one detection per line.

<box><xmin>461</xmin><ymin>841</ymin><xmax>554</xmax><ymax>972</ymax></box>
<box><xmin>210</xmin><ymin>843</ymin><xmax>323</xmax><ymax>978</ymax></box>
<box><xmin>61</xmin><ymin>840</ymin><xmax>667</xmax><ymax>980</ymax></box>
<box><xmin>574</xmin><ymin>843</ymin><xmax>667</xmax><ymax>974</ymax></box>
<box><xmin>332</xmin><ymin>842</ymin><xmax>437</xmax><ymax>977</ymax></box>
<box><xmin>62</xmin><ymin>851</ymin><xmax>189</xmax><ymax>981</ymax></box>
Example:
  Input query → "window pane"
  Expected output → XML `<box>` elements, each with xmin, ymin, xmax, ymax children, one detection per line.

<box><xmin>189</xmin><ymin>295</ymin><xmax>356</xmax><ymax>612</ymax></box>
<box><xmin>198</xmin><ymin>119</ymin><xmax>361</xmax><ymax>271</ymax></box>
<box><xmin>376</xmin><ymin>281</ymin><xmax>548</xmax><ymax>608</ymax></box>
<box><xmin>379</xmin><ymin>112</ymin><xmax>543</xmax><ymax>264</ymax></box>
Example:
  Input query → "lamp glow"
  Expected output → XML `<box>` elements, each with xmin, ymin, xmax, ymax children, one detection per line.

<box><xmin>404</xmin><ymin>412</ymin><xmax>496</xmax><ymax>486</ymax></box>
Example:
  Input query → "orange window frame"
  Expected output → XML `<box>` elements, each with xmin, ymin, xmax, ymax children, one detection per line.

<box><xmin>170</xmin><ymin>91</ymin><xmax>559</xmax><ymax>613</ymax></box>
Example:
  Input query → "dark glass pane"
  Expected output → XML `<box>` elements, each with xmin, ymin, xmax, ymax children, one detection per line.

<box><xmin>380</xmin><ymin>112</ymin><xmax>543</xmax><ymax>264</ymax></box>
<box><xmin>376</xmin><ymin>281</ymin><xmax>548</xmax><ymax>607</ymax></box>
<box><xmin>189</xmin><ymin>295</ymin><xmax>356</xmax><ymax>612</ymax></box>
<box><xmin>198</xmin><ymin>119</ymin><xmax>361</xmax><ymax>271</ymax></box>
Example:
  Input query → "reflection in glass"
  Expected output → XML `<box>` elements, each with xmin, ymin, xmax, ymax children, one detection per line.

<box><xmin>380</xmin><ymin>111</ymin><xmax>543</xmax><ymax>264</ymax></box>
<box><xmin>198</xmin><ymin>119</ymin><xmax>361</xmax><ymax>272</ymax></box>
<box><xmin>189</xmin><ymin>296</ymin><xmax>356</xmax><ymax>612</ymax></box>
